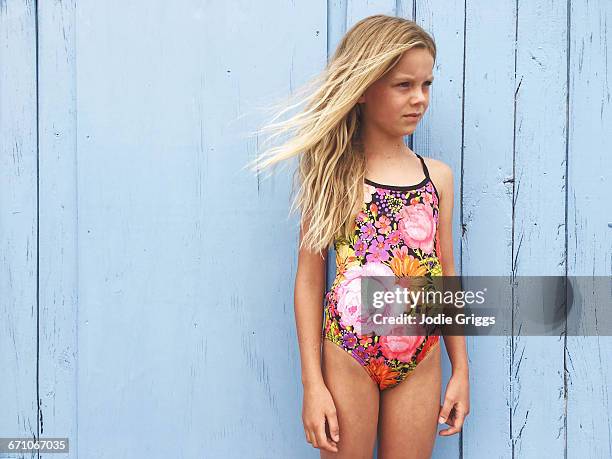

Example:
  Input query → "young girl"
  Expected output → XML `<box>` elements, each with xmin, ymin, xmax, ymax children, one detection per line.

<box><xmin>248</xmin><ymin>14</ymin><xmax>469</xmax><ymax>458</ymax></box>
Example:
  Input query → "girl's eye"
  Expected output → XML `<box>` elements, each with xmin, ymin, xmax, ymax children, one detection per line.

<box><xmin>400</xmin><ymin>81</ymin><xmax>433</xmax><ymax>87</ymax></box>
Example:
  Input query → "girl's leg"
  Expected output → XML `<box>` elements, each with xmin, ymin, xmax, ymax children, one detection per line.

<box><xmin>377</xmin><ymin>344</ymin><xmax>442</xmax><ymax>459</ymax></box>
<box><xmin>320</xmin><ymin>339</ymin><xmax>380</xmax><ymax>459</ymax></box>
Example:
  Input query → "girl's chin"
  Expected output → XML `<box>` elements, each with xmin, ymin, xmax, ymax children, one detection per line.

<box><xmin>401</xmin><ymin>126</ymin><xmax>418</xmax><ymax>135</ymax></box>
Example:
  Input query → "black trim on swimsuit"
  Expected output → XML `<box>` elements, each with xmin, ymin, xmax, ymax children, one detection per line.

<box><xmin>364</xmin><ymin>152</ymin><xmax>431</xmax><ymax>192</ymax></box>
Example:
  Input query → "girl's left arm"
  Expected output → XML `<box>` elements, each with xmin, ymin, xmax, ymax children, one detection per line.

<box><xmin>433</xmin><ymin>160</ymin><xmax>470</xmax><ymax>435</ymax></box>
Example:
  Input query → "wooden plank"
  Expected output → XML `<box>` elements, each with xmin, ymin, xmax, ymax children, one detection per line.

<box><xmin>0</xmin><ymin>0</ymin><xmax>40</xmax><ymax>448</ymax></box>
<box><xmin>37</xmin><ymin>0</ymin><xmax>78</xmax><ymax>457</ymax></box>
<box><xmin>511</xmin><ymin>1</ymin><xmax>568</xmax><ymax>456</ymax></box>
<box><xmin>567</xmin><ymin>0</ymin><xmax>612</xmax><ymax>457</ymax></box>
<box><xmin>461</xmin><ymin>0</ymin><xmax>517</xmax><ymax>456</ymax></box>
<box><xmin>75</xmin><ymin>0</ymin><xmax>326</xmax><ymax>457</ymax></box>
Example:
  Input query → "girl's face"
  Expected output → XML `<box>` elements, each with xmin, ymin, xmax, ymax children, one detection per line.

<box><xmin>357</xmin><ymin>47</ymin><xmax>434</xmax><ymax>136</ymax></box>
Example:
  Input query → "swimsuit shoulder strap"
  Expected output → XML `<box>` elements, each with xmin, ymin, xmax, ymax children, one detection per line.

<box><xmin>415</xmin><ymin>153</ymin><xmax>430</xmax><ymax>179</ymax></box>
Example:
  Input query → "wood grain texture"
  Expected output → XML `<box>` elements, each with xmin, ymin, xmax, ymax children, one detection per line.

<box><xmin>0</xmin><ymin>0</ymin><xmax>39</xmax><ymax>450</ymax></box>
<box><xmin>566</xmin><ymin>1</ymin><xmax>612</xmax><ymax>458</ymax></box>
<box><xmin>37</xmin><ymin>2</ymin><xmax>78</xmax><ymax>459</ymax></box>
<box><xmin>461</xmin><ymin>1</ymin><xmax>516</xmax><ymax>457</ymax></box>
<box><xmin>511</xmin><ymin>1</ymin><xmax>568</xmax><ymax>458</ymax></box>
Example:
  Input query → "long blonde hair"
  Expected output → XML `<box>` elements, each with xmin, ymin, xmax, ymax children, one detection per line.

<box><xmin>245</xmin><ymin>14</ymin><xmax>436</xmax><ymax>256</ymax></box>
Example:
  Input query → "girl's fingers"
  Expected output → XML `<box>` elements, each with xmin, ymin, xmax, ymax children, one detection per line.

<box><xmin>305</xmin><ymin>428</ymin><xmax>312</xmax><ymax>444</ymax></box>
<box><xmin>326</xmin><ymin>410</ymin><xmax>340</xmax><ymax>442</ymax></box>
<box><xmin>438</xmin><ymin>400</ymin><xmax>453</xmax><ymax>425</ymax></box>
<box><xmin>311</xmin><ymin>430</ymin><xmax>319</xmax><ymax>448</ymax></box>
<box><xmin>438</xmin><ymin>407</ymin><xmax>466</xmax><ymax>436</ymax></box>
<box><xmin>453</xmin><ymin>409</ymin><xmax>466</xmax><ymax>431</ymax></box>
<box><xmin>315</xmin><ymin>422</ymin><xmax>338</xmax><ymax>453</ymax></box>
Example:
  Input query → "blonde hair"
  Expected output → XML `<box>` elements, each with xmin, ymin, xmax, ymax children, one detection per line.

<box><xmin>245</xmin><ymin>14</ymin><xmax>436</xmax><ymax>256</ymax></box>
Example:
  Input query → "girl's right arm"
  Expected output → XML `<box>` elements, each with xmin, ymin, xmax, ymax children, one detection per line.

<box><xmin>294</xmin><ymin>219</ymin><xmax>340</xmax><ymax>453</ymax></box>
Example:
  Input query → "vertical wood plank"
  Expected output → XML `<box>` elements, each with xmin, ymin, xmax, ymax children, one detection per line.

<box><xmin>37</xmin><ymin>0</ymin><xmax>78</xmax><ymax>458</ymax></box>
<box><xmin>0</xmin><ymin>0</ymin><xmax>39</xmax><ymax>447</ymax></box>
<box><xmin>567</xmin><ymin>0</ymin><xmax>612</xmax><ymax>457</ymax></box>
<box><xmin>511</xmin><ymin>1</ymin><xmax>568</xmax><ymax>457</ymax></box>
<box><xmin>461</xmin><ymin>0</ymin><xmax>516</xmax><ymax>456</ymax></box>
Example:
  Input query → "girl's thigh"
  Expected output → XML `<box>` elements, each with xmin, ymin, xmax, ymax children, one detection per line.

<box><xmin>320</xmin><ymin>339</ymin><xmax>380</xmax><ymax>459</ymax></box>
<box><xmin>377</xmin><ymin>343</ymin><xmax>442</xmax><ymax>459</ymax></box>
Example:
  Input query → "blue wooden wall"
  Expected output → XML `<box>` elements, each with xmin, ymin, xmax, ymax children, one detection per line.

<box><xmin>1</xmin><ymin>1</ymin><xmax>610</xmax><ymax>458</ymax></box>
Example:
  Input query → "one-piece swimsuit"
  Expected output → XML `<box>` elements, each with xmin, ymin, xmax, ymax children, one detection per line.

<box><xmin>322</xmin><ymin>152</ymin><xmax>442</xmax><ymax>391</ymax></box>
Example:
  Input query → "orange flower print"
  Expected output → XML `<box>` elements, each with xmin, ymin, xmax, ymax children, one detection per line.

<box><xmin>389</xmin><ymin>247</ymin><xmax>428</xmax><ymax>277</ymax></box>
<box><xmin>369</xmin><ymin>202</ymin><xmax>378</xmax><ymax>218</ymax></box>
<box><xmin>366</xmin><ymin>357</ymin><xmax>400</xmax><ymax>390</ymax></box>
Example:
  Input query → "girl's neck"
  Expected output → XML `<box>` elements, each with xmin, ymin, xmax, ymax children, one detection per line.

<box><xmin>362</xmin><ymin>142</ymin><xmax>414</xmax><ymax>162</ymax></box>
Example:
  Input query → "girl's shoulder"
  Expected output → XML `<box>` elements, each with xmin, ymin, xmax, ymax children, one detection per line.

<box><xmin>419</xmin><ymin>154</ymin><xmax>451</xmax><ymax>174</ymax></box>
<box><xmin>420</xmin><ymin>155</ymin><xmax>454</xmax><ymax>198</ymax></box>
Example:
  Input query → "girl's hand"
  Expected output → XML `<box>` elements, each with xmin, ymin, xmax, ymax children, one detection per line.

<box><xmin>437</xmin><ymin>370</ymin><xmax>470</xmax><ymax>436</ymax></box>
<box><xmin>302</xmin><ymin>383</ymin><xmax>340</xmax><ymax>453</ymax></box>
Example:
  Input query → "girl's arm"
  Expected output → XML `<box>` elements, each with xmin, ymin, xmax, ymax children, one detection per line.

<box><xmin>433</xmin><ymin>160</ymin><xmax>470</xmax><ymax>435</ymax></box>
<box><xmin>294</xmin><ymin>218</ymin><xmax>339</xmax><ymax>453</ymax></box>
<box><xmin>294</xmin><ymin>219</ymin><xmax>328</xmax><ymax>387</ymax></box>
<box><xmin>436</xmin><ymin>162</ymin><xmax>468</xmax><ymax>374</ymax></box>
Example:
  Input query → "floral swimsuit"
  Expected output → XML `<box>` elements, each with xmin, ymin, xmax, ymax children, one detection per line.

<box><xmin>322</xmin><ymin>153</ymin><xmax>442</xmax><ymax>391</ymax></box>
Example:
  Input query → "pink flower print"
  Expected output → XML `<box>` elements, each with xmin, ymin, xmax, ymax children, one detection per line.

<box><xmin>391</xmin><ymin>245</ymin><xmax>409</xmax><ymax>258</ymax></box>
<box><xmin>397</xmin><ymin>203</ymin><xmax>435</xmax><ymax>254</ymax></box>
<box><xmin>387</xmin><ymin>229</ymin><xmax>402</xmax><ymax>246</ymax></box>
<box><xmin>360</xmin><ymin>222</ymin><xmax>377</xmax><ymax>241</ymax></box>
<box><xmin>360</xmin><ymin>276</ymin><xmax>418</xmax><ymax>337</ymax></box>
<box><xmin>375</xmin><ymin>188</ymin><xmax>387</xmax><ymax>198</ymax></box>
<box><xmin>366</xmin><ymin>235</ymin><xmax>390</xmax><ymax>263</ymax></box>
<box><xmin>335</xmin><ymin>262</ymin><xmax>395</xmax><ymax>334</ymax></box>
<box><xmin>379</xmin><ymin>335</ymin><xmax>425</xmax><ymax>363</ymax></box>
<box><xmin>366</xmin><ymin>343</ymin><xmax>380</xmax><ymax>356</ymax></box>
<box><xmin>375</xmin><ymin>215</ymin><xmax>392</xmax><ymax>235</ymax></box>
<box><xmin>364</xmin><ymin>184</ymin><xmax>376</xmax><ymax>204</ymax></box>
<box><xmin>426</xmin><ymin>183</ymin><xmax>438</xmax><ymax>205</ymax></box>
<box><xmin>356</xmin><ymin>210</ymin><xmax>368</xmax><ymax>223</ymax></box>
<box><xmin>354</xmin><ymin>238</ymin><xmax>368</xmax><ymax>257</ymax></box>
